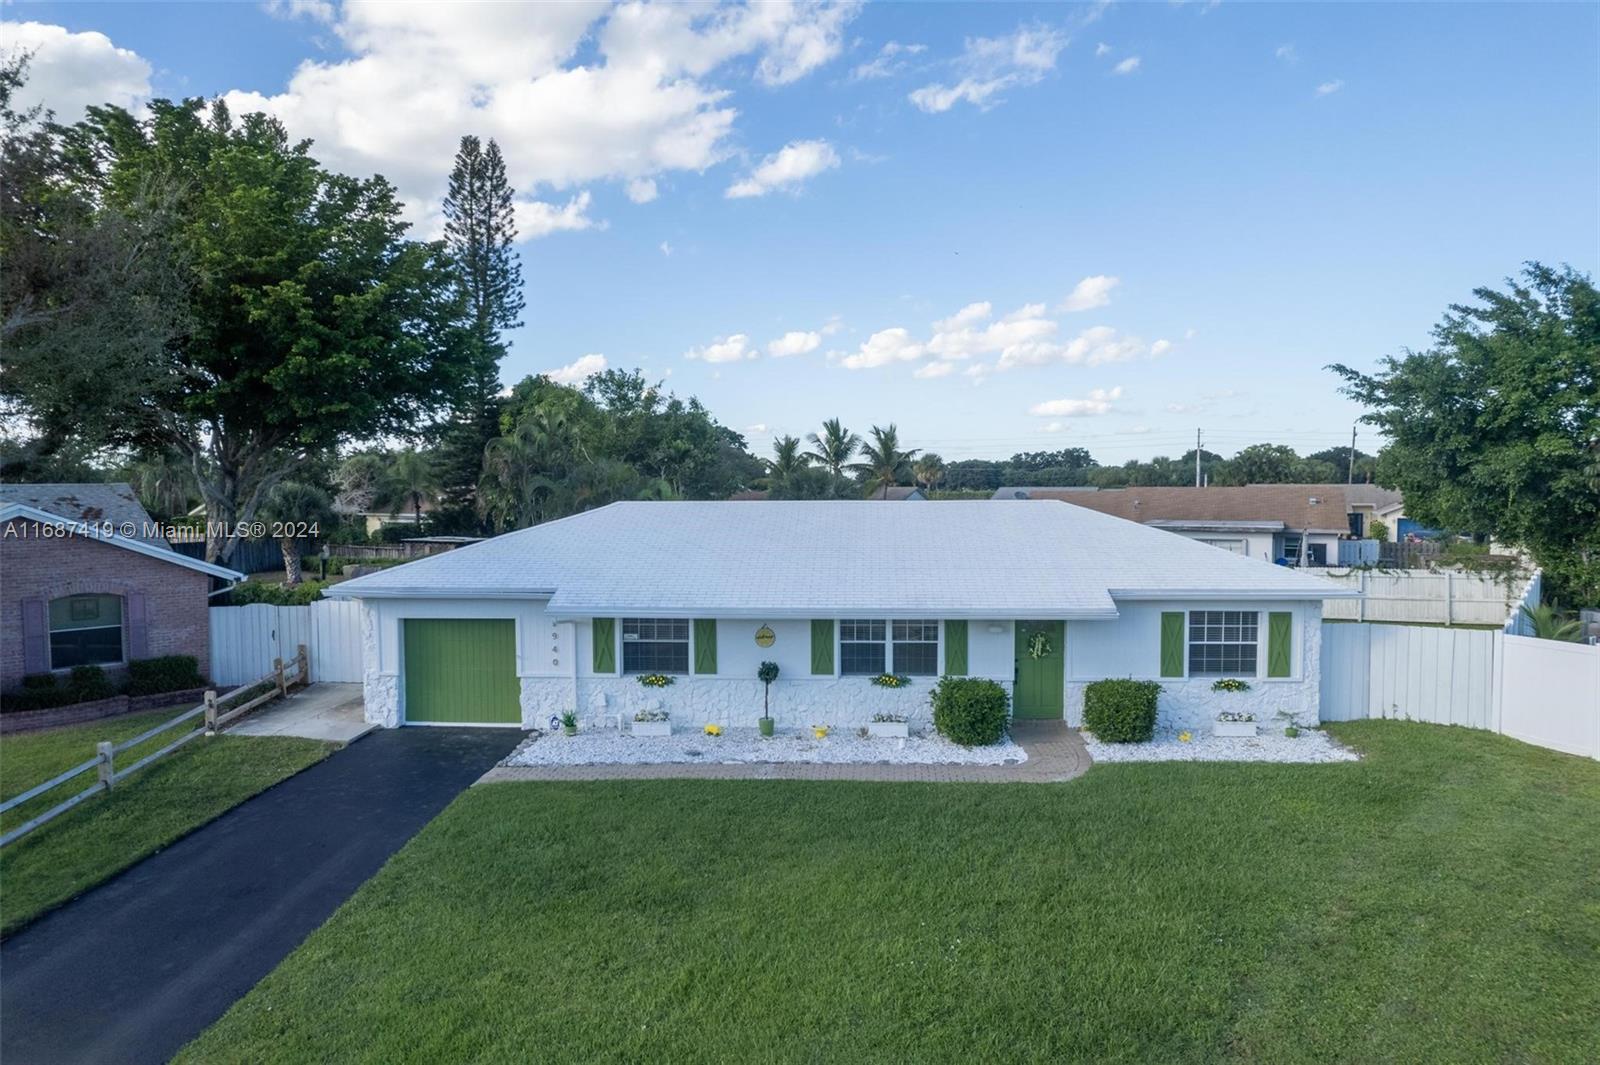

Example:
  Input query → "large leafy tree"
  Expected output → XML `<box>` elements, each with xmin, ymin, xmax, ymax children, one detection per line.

<box><xmin>435</xmin><ymin>136</ymin><xmax>523</xmax><ymax>531</ymax></box>
<box><xmin>1333</xmin><ymin>263</ymin><xmax>1600</xmax><ymax>601</ymax></box>
<box><xmin>2</xmin><ymin>97</ymin><xmax>469</xmax><ymax>562</ymax></box>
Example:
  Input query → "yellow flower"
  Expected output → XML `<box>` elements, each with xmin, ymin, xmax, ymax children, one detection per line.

<box><xmin>704</xmin><ymin>724</ymin><xmax>722</xmax><ymax>736</ymax></box>
<box><xmin>812</xmin><ymin>726</ymin><xmax>829</xmax><ymax>739</ymax></box>
<box><xmin>1178</xmin><ymin>730</ymin><xmax>1192</xmax><ymax>743</ymax></box>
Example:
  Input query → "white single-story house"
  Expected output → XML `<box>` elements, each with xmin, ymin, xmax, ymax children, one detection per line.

<box><xmin>327</xmin><ymin>500</ymin><xmax>1357</xmax><ymax>733</ymax></box>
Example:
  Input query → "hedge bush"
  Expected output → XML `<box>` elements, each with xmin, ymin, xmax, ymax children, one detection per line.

<box><xmin>2</xmin><ymin>666</ymin><xmax>118</xmax><ymax>713</ymax></box>
<box><xmin>229</xmin><ymin>579</ymin><xmax>329</xmax><ymax>606</ymax></box>
<box><xmin>1083</xmin><ymin>679</ymin><xmax>1161</xmax><ymax>743</ymax></box>
<box><xmin>126</xmin><ymin>655</ymin><xmax>206</xmax><ymax>696</ymax></box>
<box><xmin>931</xmin><ymin>677</ymin><xmax>1010</xmax><ymax>746</ymax></box>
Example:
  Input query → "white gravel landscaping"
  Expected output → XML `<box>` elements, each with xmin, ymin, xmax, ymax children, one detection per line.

<box><xmin>502</xmin><ymin>727</ymin><xmax>1027</xmax><ymax>767</ymax></box>
<box><xmin>1083</xmin><ymin>728</ymin><xmax>1359</xmax><ymax>764</ymax></box>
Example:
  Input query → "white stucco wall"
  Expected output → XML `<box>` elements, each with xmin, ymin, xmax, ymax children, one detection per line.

<box><xmin>1064</xmin><ymin>599</ymin><xmax>1322</xmax><ymax>730</ymax></box>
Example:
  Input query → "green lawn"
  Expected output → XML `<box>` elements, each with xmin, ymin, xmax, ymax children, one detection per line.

<box><xmin>179</xmin><ymin>722</ymin><xmax>1600</xmax><ymax>1064</ymax></box>
<box><xmin>1</xmin><ymin>708</ymin><xmax>334</xmax><ymax>935</ymax></box>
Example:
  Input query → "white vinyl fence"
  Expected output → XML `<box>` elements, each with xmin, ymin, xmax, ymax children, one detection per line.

<box><xmin>209</xmin><ymin>600</ymin><xmax>362</xmax><ymax>685</ymax></box>
<box><xmin>1320</xmin><ymin>621</ymin><xmax>1600</xmax><ymax>759</ymax></box>
<box><xmin>1320</xmin><ymin>569</ymin><xmax>1537</xmax><ymax>626</ymax></box>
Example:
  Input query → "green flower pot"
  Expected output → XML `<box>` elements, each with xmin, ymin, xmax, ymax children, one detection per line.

<box><xmin>563</xmin><ymin>724</ymin><xmax>578</xmax><ymax>737</ymax></box>
<box><xmin>759</xmin><ymin>717</ymin><xmax>775</xmax><ymax>737</ymax></box>
<box><xmin>1284</xmin><ymin>726</ymin><xmax>1300</xmax><ymax>738</ymax></box>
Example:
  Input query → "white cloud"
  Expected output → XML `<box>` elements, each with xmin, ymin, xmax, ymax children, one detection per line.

<box><xmin>744</xmin><ymin>422</ymin><xmax>768</xmax><ymax>434</ymax></box>
<box><xmin>0</xmin><ymin>21</ymin><xmax>152</xmax><ymax>121</ymax></box>
<box><xmin>909</xmin><ymin>23</ymin><xmax>1066</xmax><ymax>113</ymax></box>
<box><xmin>1150</xmin><ymin>338</ymin><xmax>1173</xmax><ymax>356</ymax></box>
<box><xmin>659</xmin><ymin>241</ymin><xmax>673</xmax><ymax>256</ymax></box>
<box><xmin>546</xmin><ymin>353</ymin><xmax>608</xmax><ymax>385</ymax></box>
<box><xmin>1183</xmin><ymin>327</ymin><xmax>1198</xmax><ymax>340</ymax></box>
<box><xmin>913</xmin><ymin>361</ymin><xmax>955</xmax><ymax>379</ymax></box>
<box><xmin>842</xmin><ymin>327</ymin><xmax>926</xmax><ymax>369</ymax></box>
<box><xmin>625</xmin><ymin>177</ymin><xmax>659</xmax><ymax>203</ymax></box>
<box><xmin>852</xmin><ymin>40</ymin><xmax>926</xmax><ymax>80</ymax></box>
<box><xmin>1095</xmin><ymin>42</ymin><xmax>1112</xmax><ymax>57</ymax></box>
<box><xmin>686</xmin><ymin>333</ymin><xmax>756</xmax><ymax>363</ymax></box>
<box><xmin>515</xmin><ymin>191</ymin><xmax>602</xmax><ymax>239</ymax></box>
<box><xmin>1113</xmin><ymin>56</ymin><xmax>1141</xmax><ymax>75</ymax></box>
<box><xmin>1316</xmin><ymin>79</ymin><xmax>1344</xmax><ymax>96</ymax></box>
<box><xmin>1060</xmin><ymin>275</ymin><xmax>1120</xmax><ymax>312</ymax></box>
<box><xmin>264</xmin><ymin>0</ymin><xmax>336</xmax><ymax>23</ymax></box>
<box><xmin>1275</xmin><ymin>43</ymin><xmax>1298</xmax><ymax>63</ymax></box>
<box><xmin>209</xmin><ymin>2</ymin><xmax>859</xmax><ymax>236</ymax></box>
<box><xmin>766</xmin><ymin>330</ymin><xmax>822</xmax><ymax>357</ymax></box>
<box><xmin>726</xmin><ymin>139</ymin><xmax>840</xmax><ymax>198</ymax></box>
<box><xmin>997</xmin><ymin>324</ymin><xmax>1146</xmax><ymax>369</ymax></box>
<box><xmin>1028</xmin><ymin>386</ymin><xmax>1123</xmax><ymax>417</ymax></box>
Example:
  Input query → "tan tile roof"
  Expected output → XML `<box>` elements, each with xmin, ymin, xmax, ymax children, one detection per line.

<box><xmin>1016</xmin><ymin>484</ymin><xmax>1364</xmax><ymax>532</ymax></box>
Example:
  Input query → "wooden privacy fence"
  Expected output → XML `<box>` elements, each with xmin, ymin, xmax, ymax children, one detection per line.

<box><xmin>1320</xmin><ymin>621</ymin><xmax>1600</xmax><ymax>760</ymax></box>
<box><xmin>0</xmin><ymin>647</ymin><xmax>310</xmax><ymax>849</ymax></box>
<box><xmin>1319</xmin><ymin>569</ymin><xmax>1536</xmax><ymax>627</ymax></box>
<box><xmin>209</xmin><ymin>599</ymin><xmax>362</xmax><ymax>685</ymax></box>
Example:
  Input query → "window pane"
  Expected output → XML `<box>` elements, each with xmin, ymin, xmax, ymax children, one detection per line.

<box><xmin>840</xmin><ymin>641</ymin><xmax>886</xmax><ymax>675</ymax></box>
<box><xmin>893</xmin><ymin>641</ymin><xmax>938</xmax><ymax>676</ymax></box>
<box><xmin>49</xmin><ymin>594</ymin><xmax>122</xmax><ymax>632</ymax></box>
<box><xmin>50</xmin><ymin>626</ymin><xmax>123</xmax><ymax>668</ymax></box>
<box><xmin>840</xmin><ymin>619</ymin><xmax>884</xmax><ymax>642</ymax></box>
<box><xmin>1187</xmin><ymin>609</ymin><xmax>1258</xmax><ymax>676</ymax></box>
<box><xmin>620</xmin><ymin>618</ymin><xmax>689</xmax><ymax>673</ymax></box>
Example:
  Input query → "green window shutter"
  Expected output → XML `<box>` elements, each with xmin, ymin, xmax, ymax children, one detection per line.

<box><xmin>693</xmin><ymin>619</ymin><xmax>718</xmax><ymax>674</ymax></box>
<box><xmin>1267</xmin><ymin>611</ymin><xmax>1293</xmax><ymax>678</ymax></box>
<box><xmin>1159</xmin><ymin>612</ymin><xmax>1185</xmax><ymax>677</ymax></box>
<box><xmin>810</xmin><ymin>619</ymin><xmax>834</xmax><ymax>675</ymax></box>
<box><xmin>943</xmin><ymin>620</ymin><xmax>969</xmax><ymax>675</ymax></box>
<box><xmin>592</xmin><ymin>618</ymin><xmax>616</xmax><ymax>674</ymax></box>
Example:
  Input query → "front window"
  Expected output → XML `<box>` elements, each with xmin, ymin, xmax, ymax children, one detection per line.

<box><xmin>620</xmin><ymin>618</ymin><xmax>689</xmax><ymax>674</ymax></box>
<box><xmin>1188</xmin><ymin>610</ymin><xmax>1258</xmax><ymax>676</ymax></box>
<box><xmin>891</xmin><ymin>620</ymin><xmax>939</xmax><ymax>676</ymax></box>
<box><xmin>50</xmin><ymin>594</ymin><xmax>124</xmax><ymax>668</ymax></box>
<box><xmin>1281</xmin><ymin>534</ymin><xmax>1303</xmax><ymax>564</ymax></box>
<box><xmin>839</xmin><ymin>619</ymin><xmax>886</xmax><ymax>675</ymax></box>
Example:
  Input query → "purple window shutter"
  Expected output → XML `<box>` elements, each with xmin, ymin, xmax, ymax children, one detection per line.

<box><xmin>126</xmin><ymin>592</ymin><xmax>149</xmax><ymax>661</ymax></box>
<box><xmin>20</xmin><ymin>597</ymin><xmax>49</xmax><ymax>673</ymax></box>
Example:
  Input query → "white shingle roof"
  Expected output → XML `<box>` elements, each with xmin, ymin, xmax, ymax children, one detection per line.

<box><xmin>328</xmin><ymin>501</ymin><xmax>1355</xmax><ymax>618</ymax></box>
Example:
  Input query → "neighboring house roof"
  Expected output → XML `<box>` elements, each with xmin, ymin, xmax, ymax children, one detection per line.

<box><xmin>329</xmin><ymin>500</ymin><xmax>1355</xmax><ymax>618</ymax></box>
<box><xmin>1005</xmin><ymin>484</ymin><xmax>1368</xmax><ymax>533</ymax></box>
<box><xmin>991</xmin><ymin>485</ymin><xmax>1100</xmax><ymax>500</ymax></box>
<box><xmin>1342</xmin><ymin>484</ymin><xmax>1405</xmax><ymax>510</ymax></box>
<box><xmin>876</xmin><ymin>486</ymin><xmax>926</xmax><ymax>500</ymax></box>
<box><xmin>0</xmin><ymin>482</ymin><xmax>171</xmax><ymax>547</ymax></box>
<box><xmin>0</xmin><ymin>500</ymin><xmax>244</xmax><ymax>581</ymax></box>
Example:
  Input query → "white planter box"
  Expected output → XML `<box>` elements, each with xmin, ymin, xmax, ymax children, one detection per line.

<box><xmin>632</xmin><ymin>720</ymin><xmax>671</xmax><ymax>738</ymax></box>
<box><xmin>867</xmin><ymin>721</ymin><xmax>909</xmax><ymax>739</ymax></box>
<box><xmin>1213</xmin><ymin>720</ymin><xmax>1258</xmax><ymax>738</ymax></box>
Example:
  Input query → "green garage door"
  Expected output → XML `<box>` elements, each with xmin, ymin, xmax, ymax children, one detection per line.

<box><xmin>403</xmin><ymin>619</ymin><xmax>520</xmax><ymax>725</ymax></box>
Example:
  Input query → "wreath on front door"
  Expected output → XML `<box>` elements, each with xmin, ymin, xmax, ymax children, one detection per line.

<box><xmin>1026</xmin><ymin>631</ymin><xmax>1053</xmax><ymax>660</ymax></box>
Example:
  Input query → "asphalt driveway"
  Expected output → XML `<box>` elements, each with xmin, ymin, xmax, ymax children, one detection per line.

<box><xmin>0</xmin><ymin>726</ymin><xmax>522</xmax><ymax>1065</ymax></box>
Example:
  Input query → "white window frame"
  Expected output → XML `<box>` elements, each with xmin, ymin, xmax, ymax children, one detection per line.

<box><xmin>47</xmin><ymin>593</ymin><xmax>126</xmax><ymax>671</ymax></box>
<box><xmin>836</xmin><ymin>619</ymin><xmax>942</xmax><ymax>677</ymax></box>
<box><xmin>1186</xmin><ymin>609</ymin><xmax>1260</xmax><ymax>678</ymax></box>
<box><xmin>619</xmin><ymin>618</ymin><xmax>691</xmax><ymax>675</ymax></box>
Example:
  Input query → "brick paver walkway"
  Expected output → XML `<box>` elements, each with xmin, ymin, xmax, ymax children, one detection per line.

<box><xmin>475</xmin><ymin>720</ymin><xmax>1091</xmax><ymax>785</ymax></box>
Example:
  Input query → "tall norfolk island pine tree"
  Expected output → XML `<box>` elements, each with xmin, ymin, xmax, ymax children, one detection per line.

<box><xmin>436</xmin><ymin>136</ymin><xmax>525</xmax><ymax>532</ymax></box>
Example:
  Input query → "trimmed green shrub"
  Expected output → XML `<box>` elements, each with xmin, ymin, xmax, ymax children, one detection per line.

<box><xmin>21</xmin><ymin>673</ymin><xmax>56</xmax><ymax>690</ymax></box>
<box><xmin>1083</xmin><ymin>679</ymin><xmax>1161</xmax><ymax>743</ymax></box>
<box><xmin>229</xmin><ymin>579</ymin><xmax>329</xmax><ymax>606</ymax></box>
<box><xmin>931</xmin><ymin>677</ymin><xmax>1010</xmax><ymax>746</ymax></box>
<box><xmin>67</xmin><ymin>665</ymin><xmax>116</xmax><ymax>701</ymax></box>
<box><xmin>126</xmin><ymin>655</ymin><xmax>206</xmax><ymax>696</ymax></box>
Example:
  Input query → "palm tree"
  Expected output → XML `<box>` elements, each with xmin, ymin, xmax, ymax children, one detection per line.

<box><xmin>479</xmin><ymin>411</ymin><xmax>574</xmax><ymax>530</ymax></box>
<box><xmin>804</xmin><ymin>418</ymin><xmax>862</xmax><ymax>481</ymax></box>
<box><xmin>259</xmin><ymin>481</ymin><xmax>334</xmax><ymax>585</ymax></box>
<box><xmin>376</xmin><ymin>449</ymin><xmax>441</xmax><ymax>531</ymax></box>
<box><xmin>126</xmin><ymin>451</ymin><xmax>197</xmax><ymax>519</ymax></box>
<box><xmin>766</xmin><ymin>435</ymin><xmax>810</xmax><ymax>492</ymax></box>
<box><xmin>914</xmin><ymin>452</ymin><xmax>946</xmax><ymax>494</ymax></box>
<box><xmin>1519</xmin><ymin>603</ymin><xmax>1584</xmax><ymax>642</ymax></box>
<box><xmin>851</xmin><ymin>424</ymin><xmax>920</xmax><ymax>499</ymax></box>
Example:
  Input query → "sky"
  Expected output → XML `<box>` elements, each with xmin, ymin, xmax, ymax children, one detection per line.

<box><xmin>4</xmin><ymin>1</ymin><xmax>1597</xmax><ymax>465</ymax></box>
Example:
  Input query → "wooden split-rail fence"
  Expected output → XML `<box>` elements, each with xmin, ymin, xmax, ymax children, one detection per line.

<box><xmin>0</xmin><ymin>645</ymin><xmax>311</xmax><ymax>849</ymax></box>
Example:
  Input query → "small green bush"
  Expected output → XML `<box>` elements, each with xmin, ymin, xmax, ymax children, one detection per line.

<box><xmin>2</xmin><ymin>683</ymin><xmax>77</xmax><ymax>713</ymax></box>
<box><xmin>21</xmin><ymin>673</ymin><xmax>56</xmax><ymax>690</ymax></box>
<box><xmin>67</xmin><ymin>665</ymin><xmax>117</xmax><ymax>701</ymax></box>
<box><xmin>931</xmin><ymin>677</ymin><xmax>1010</xmax><ymax>746</ymax></box>
<box><xmin>1083</xmin><ymin>679</ymin><xmax>1161</xmax><ymax>743</ymax></box>
<box><xmin>126</xmin><ymin>655</ymin><xmax>206</xmax><ymax>696</ymax></box>
<box><xmin>229</xmin><ymin>579</ymin><xmax>328</xmax><ymax>606</ymax></box>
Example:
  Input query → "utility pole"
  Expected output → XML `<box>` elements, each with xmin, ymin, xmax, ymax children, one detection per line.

<box><xmin>1347</xmin><ymin>425</ymin><xmax>1357</xmax><ymax>484</ymax></box>
<box><xmin>1195</xmin><ymin>428</ymin><xmax>1202</xmax><ymax>488</ymax></box>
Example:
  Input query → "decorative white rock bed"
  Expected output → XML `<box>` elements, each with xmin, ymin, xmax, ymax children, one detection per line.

<box><xmin>1083</xmin><ymin>728</ymin><xmax>1359</xmax><ymax>764</ymax></box>
<box><xmin>502</xmin><ymin>727</ymin><xmax>1027</xmax><ymax>767</ymax></box>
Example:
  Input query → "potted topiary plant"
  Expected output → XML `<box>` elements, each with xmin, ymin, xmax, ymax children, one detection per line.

<box><xmin>867</xmin><ymin>712</ymin><xmax>909</xmax><ymax>739</ymax></box>
<box><xmin>757</xmin><ymin>660</ymin><xmax>779</xmax><ymax>736</ymax></box>
<box><xmin>560</xmin><ymin>711</ymin><xmax>578</xmax><ymax>737</ymax></box>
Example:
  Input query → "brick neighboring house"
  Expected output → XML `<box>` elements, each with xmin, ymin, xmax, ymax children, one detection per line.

<box><xmin>0</xmin><ymin>484</ymin><xmax>242</xmax><ymax>691</ymax></box>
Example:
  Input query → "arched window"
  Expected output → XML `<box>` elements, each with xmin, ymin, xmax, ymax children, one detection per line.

<box><xmin>49</xmin><ymin>594</ymin><xmax>125</xmax><ymax>668</ymax></box>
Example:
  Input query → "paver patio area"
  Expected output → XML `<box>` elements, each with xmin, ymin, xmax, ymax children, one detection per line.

<box><xmin>477</xmin><ymin>719</ymin><xmax>1091</xmax><ymax>784</ymax></box>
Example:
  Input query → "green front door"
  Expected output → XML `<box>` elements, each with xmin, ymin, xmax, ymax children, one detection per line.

<box><xmin>403</xmin><ymin>619</ymin><xmax>521</xmax><ymax>725</ymax></box>
<box><xmin>1013</xmin><ymin>621</ymin><xmax>1065</xmax><ymax>720</ymax></box>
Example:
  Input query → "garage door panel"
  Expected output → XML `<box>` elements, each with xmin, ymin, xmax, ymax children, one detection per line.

<box><xmin>404</xmin><ymin>619</ymin><xmax>520</xmax><ymax>724</ymax></box>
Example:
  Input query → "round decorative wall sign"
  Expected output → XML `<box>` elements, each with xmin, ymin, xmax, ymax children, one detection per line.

<box><xmin>754</xmin><ymin>624</ymin><xmax>776</xmax><ymax>648</ymax></box>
